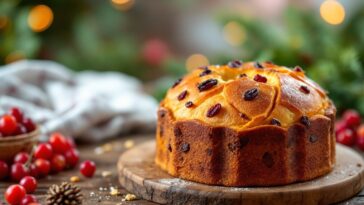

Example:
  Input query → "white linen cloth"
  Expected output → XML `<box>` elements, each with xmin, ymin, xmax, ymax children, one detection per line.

<box><xmin>0</xmin><ymin>60</ymin><xmax>158</xmax><ymax>142</ymax></box>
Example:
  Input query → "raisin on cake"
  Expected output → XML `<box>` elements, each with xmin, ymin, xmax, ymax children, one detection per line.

<box><xmin>155</xmin><ymin>61</ymin><xmax>336</xmax><ymax>186</ymax></box>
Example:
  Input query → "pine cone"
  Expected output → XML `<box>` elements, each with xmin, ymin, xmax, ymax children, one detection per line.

<box><xmin>46</xmin><ymin>182</ymin><xmax>83</xmax><ymax>205</ymax></box>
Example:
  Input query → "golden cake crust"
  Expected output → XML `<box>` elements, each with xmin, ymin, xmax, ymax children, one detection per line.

<box><xmin>155</xmin><ymin>61</ymin><xmax>336</xmax><ymax>186</ymax></box>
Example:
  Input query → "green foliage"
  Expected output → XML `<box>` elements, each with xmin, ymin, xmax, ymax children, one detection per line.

<box><xmin>0</xmin><ymin>0</ymin><xmax>144</xmax><ymax>77</ymax></box>
<box><xmin>0</xmin><ymin>1</ymin><xmax>38</xmax><ymax>59</ymax></box>
<box><xmin>2</xmin><ymin>1</ymin><xmax>364</xmax><ymax>110</ymax></box>
<box><xmin>219</xmin><ymin>7</ymin><xmax>364</xmax><ymax>115</ymax></box>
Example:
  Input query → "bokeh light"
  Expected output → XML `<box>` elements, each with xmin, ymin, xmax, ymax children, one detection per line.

<box><xmin>5</xmin><ymin>51</ymin><xmax>25</xmax><ymax>64</ymax></box>
<box><xmin>28</xmin><ymin>5</ymin><xmax>54</xmax><ymax>32</ymax></box>
<box><xmin>223</xmin><ymin>21</ymin><xmax>246</xmax><ymax>47</ymax></box>
<box><xmin>111</xmin><ymin>0</ymin><xmax>135</xmax><ymax>11</ymax></box>
<box><xmin>320</xmin><ymin>0</ymin><xmax>345</xmax><ymax>25</ymax></box>
<box><xmin>185</xmin><ymin>54</ymin><xmax>209</xmax><ymax>72</ymax></box>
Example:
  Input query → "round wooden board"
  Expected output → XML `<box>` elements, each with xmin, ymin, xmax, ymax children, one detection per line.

<box><xmin>118</xmin><ymin>140</ymin><xmax>364</xmax><ymax>205</ymax></box>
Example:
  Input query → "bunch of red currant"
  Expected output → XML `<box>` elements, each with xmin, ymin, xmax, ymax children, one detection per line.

<box><xmin>335</xmin><ymin>109</ymin><xmax>364</xmax><ymax>150</ymax></box>
<box><xmin>0</xmin><ymin>107</ymin><xmax>36</xmax><ymax>137</ymax></box>
<box><xmin>5</xmin><ymin>177</ymin><xmax>39</xmax><ymax>205</ymax></box>
<box><xmin>0</xmin><ymin>132</ymin><xmax>81</xmax><ymax>182</ymax></box>
<box><xmin>0</xmin><ymin>132</ymin><xmax>96</xmax><ymax>205</ymax></box>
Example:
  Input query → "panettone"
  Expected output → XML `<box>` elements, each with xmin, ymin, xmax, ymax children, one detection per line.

<box><xmin>155</xmin><ymin>61</ymin><xmax>336</xmax><ymax>186</ymax></box>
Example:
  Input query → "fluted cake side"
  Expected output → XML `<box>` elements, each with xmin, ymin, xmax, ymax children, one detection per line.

<box><xmin>155</xmin><ymin>61</ymin><xmax>336</xmax><ymax>186</ymax></box>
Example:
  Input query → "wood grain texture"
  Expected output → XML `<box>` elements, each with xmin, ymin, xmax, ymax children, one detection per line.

<box><xmin>0</xmin><ymin>135</ymin><xmax>156</xmax><ymax>205</ymax></box>
<box><xmin>118</xmin><ymin>140</ymin><xmax>364</xmax><ymax>205</ymax></box>
<box><xmin>0</xmin><ymin>134</ymin><xmax>362</xmax><ymax>205</ymax></box>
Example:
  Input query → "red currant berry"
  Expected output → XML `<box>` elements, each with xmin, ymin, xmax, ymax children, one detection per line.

<box><xmin>49</xmin><ymin>132</ymin><xmax>72</xmax><ymax>154</ymax></box>
<box><xmin>142</xmin><ymin>39</ymin><xmax>169</xmax><ymax>66</ymax></box>
<box><xmin>20</xmin><ymin>194</ymin><xmax>37</xmax><ymax>205</ymax></box>
<box><xmin>336</xmin><ymin>128</ymin><xmax>356</xmax><ymax>146</ymax></box>
<box><xmin>5</xmin><ymin>185</ymin><xmax>26</xmax><ymax>205</ymax></box>
<box><xmin>22</xmin><ymin>118</ymin><xmax>36</xmax><ymax>133</ymax></box>
<box><xmin>64</xmin><ymin>149</ymin><xmax>79</xmax><ymax>168</ymax></box>
<box><xmin>34</xmin><ymin>159</ymin><xmax>50</xmax><ymax>177</ymax></box>
<box><xmin>80</xmin><ymin>160</ymin><xmax>96</xmax><ymax>178</ymax></box>
<box><xmin>29</xmin><ymin>164</ymin><xmax>39</xmax><ymax>179</ymax></box>
<box><xmin>343</xmin><ymin>110</ymin><xmax>361</xmax><ymax>128</ymax></box>
<box><xmin>9</xmin><ymin>107</ymin><xmax>24</xmax><ymax>123</ymax></box>
<box><xmin>11</xmin><ymin>163</ymin><xmax>30</xmax><ymax>182</ymax></box>
<box><xmin>34</xmin><ymin>143</ymin><xmax>53</xmax><ymax>160</ymax></box>
<box><xmin>14</xmin><ymin>124</ymin><xmax>27</xmax><ymax>135</ymax></box>
<box><xmin>19</xmin><ymin>176</ymin><xmax>37</xmax><ymax>194</ymax></box>
<box><xmin>51</xmin><ymin>154</ymin><xmax>66</xmax><ymax>173</ymax></box>
<box><xmin>14</xmin><ymin>152</ymin><xmax>30</xmax><ymax>164</ymax></box>
<box><xmin>0</xmin><ymin>160</ymin><xmax>9</xmax><ymax>180</ymax></box>
<box><xmin>0</xmin><ymin>115</ymin><xmax>18</xmax><ymax>136</ymax></box>
<box><xmin>335</xmin><ymin>120</ymin><xmax>347</xmax><ymax>136</ymax></box>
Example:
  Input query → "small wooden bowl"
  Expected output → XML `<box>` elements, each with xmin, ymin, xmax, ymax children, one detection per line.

<box><xmin>0</xmin><ymin>127</ymin><xmax>40</xmax><ymax>162</ymax></box>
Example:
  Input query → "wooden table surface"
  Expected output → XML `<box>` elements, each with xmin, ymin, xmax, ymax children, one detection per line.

<box><xmin>0</xmin><ymin>134</ymin><xmax>363</xmax><ymax>205</ymax></box>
